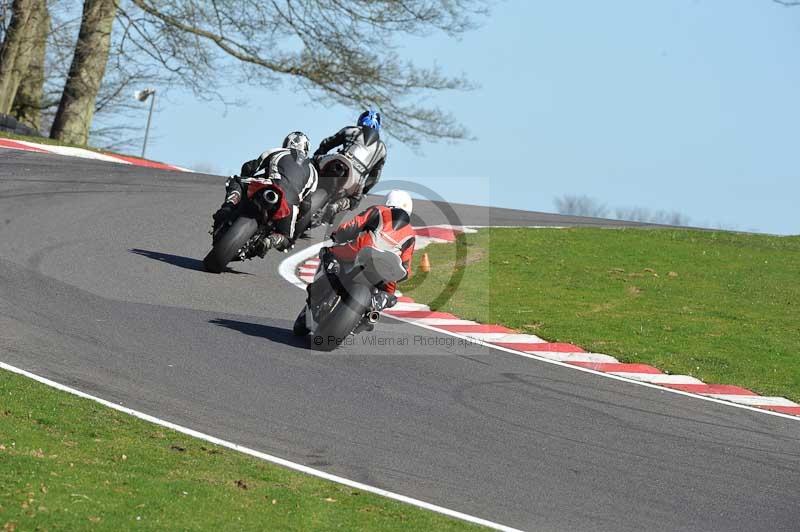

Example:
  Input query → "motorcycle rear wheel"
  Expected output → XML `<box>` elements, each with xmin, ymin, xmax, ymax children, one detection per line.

<box><xmin>203</xmin><ymin>216</ymin><xmax>258</xmax><ymax>273</ymax></box>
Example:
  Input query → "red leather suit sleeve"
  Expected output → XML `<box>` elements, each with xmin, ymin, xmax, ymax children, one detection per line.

<box><xmin>333</xmin><ymin>206</ymin><xmax>380</xmax><ymax>243</ymax></box>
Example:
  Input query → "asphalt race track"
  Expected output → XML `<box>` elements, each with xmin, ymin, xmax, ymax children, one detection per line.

<box><xmin>1</xmin><ymin>149</ymin><xmax>798</xmax><ymax>531</ymax></box>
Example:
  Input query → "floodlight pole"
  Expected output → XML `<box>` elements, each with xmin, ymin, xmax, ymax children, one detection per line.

<box><xmin>141</xmin><ymin>90</ymin><xmax>155</xmax><ymax>159</ymax></box>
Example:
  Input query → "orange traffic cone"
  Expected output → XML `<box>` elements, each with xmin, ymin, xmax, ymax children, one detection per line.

<box><xmin>420</xmin><ymin>253</ymin><xmax>431</xmax><ymax>273</ymax></box>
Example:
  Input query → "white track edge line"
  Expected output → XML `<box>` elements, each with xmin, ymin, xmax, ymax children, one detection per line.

<box><xmin>0</xmin><ymin>361</ymin><xmax>521</xmax><ymax>532</ymax></box>
<box><xmin>279</xmin><ymin>243</ymin><xmax>800</xmax><ymax>423</ymax></box>
<box><xmin>278</xmin><ymin>241</ymin><xmax>329</xmax><ymax>288</ymax></box>
<box><xmin>0</xmin><ymin>141</ymin><xmax>193</xmax><ymax>172</ymax></box>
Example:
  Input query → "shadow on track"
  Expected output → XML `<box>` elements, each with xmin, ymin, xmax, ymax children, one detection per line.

<box><xmin>209</xmin><ymin>318</ymin><xmax>308</xmax><ymax>348</ymax></box>
<box><xmin>129</xmin><ymin>248</ymin><xmax>250</xmax><ymax>275</ymax></box>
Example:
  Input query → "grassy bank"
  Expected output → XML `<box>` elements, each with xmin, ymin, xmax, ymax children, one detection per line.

<box><xmin>1</xmin><ymin>130</ymin><xmax>99</xmax><ymax>150</ymax></box>
<box><xmin>0</xmin><ymin>131</ymin><xmax>162</xmax><ymax>164</ymax></box>
<box><xmin>0</xmin><ymin>370</ymin><xmax>482</xmax><ymax>531</ymax></box>
<box><xmin>404</xmin><ymin>227</ymin><xmax>800</xmax><ymax>402</ymax></box>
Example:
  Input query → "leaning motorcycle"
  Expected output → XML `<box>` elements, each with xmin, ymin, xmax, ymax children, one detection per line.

<box><xmin>294</xmin><ymin>150</ymin><xmax>370</xmax><ymax>235</ymax></box>
<box><xmin>203</xmin><ymin>177</ymin><xmax>289</xmax><ymax>273</ymax></box>
<box><xmin>293</xmin><ymin>246</ymin><xmax>407</xmax><ymax>351</ymax></box>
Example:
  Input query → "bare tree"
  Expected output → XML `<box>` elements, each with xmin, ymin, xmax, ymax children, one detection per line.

<box><xmin>615</xmin><ymin>207</ymin><xmax>690</xmax><ymax>226</ymax></box>
<box><xmin>10</xmin><ymin>0</ymin><xmax>48</xmax><ymax>130</ymax></box>
<box><xmin>0</xmin><ymin>0</ymin><xmax>47</xmax><ymax>114</ymax></box>
<box><xmin>554</xmin><ymin>195</ymin><xmax>610</xmax><ymax>218</ymax></box>
<box><xmin>0</xmin><ymin>0</ymin><xmax>10</xmax><ymax>42</ymax></box>
<box><xmin>49</xmin><ymin>0</ymin><xmax>117</xmax><ymax>145</ymax></box>
<box><xmin>22</xmin><ymin>2</ymin><xmax>161</xmax><ymax>149</ymax></box>
<box><xmin>555</xmin><ymin>195</ymin><xmax>692</xmax><ymax>226</ymax></box>
<box><xmin>51</xmin><ymin>0</ymin><xmax>486</xmax><ymax>146</ymax></box>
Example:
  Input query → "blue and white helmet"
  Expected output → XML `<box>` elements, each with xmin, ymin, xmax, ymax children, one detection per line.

<box><xmin>282</xmin><ymin>131</ymin><xmax>310</xmax><ymax>155</ymax></box>
<box><xmin>357</xmin><ymin>110</ymin><xmax>382</xmax><ymax>130</ymax></box>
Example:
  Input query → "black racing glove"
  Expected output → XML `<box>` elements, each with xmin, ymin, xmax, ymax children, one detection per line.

<box><xmin>347</xmin><ymin>192</ymin><xmax>363</xmax><ymax>211</ymax></box>
<box><xmin>319</xmin><ymin>247</ymin><xmax>339</xmax><ymax>274</ymax></box>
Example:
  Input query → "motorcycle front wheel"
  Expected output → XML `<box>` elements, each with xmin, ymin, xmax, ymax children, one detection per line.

<box><xmin>311</xmin><ymin>284</ymin><xmax>372</xmax><ymax>351</ymax></box>
<box><xmin>293</xmin><ymin>308</ymin><xmax>310</xmax><ymax>336</ymax></box>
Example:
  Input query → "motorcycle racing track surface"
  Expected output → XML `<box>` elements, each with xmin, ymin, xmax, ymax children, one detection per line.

<box><xmin>1</xmin><ymin>149</ymin><xmax>798</xmax><ymax>532</ymax></box>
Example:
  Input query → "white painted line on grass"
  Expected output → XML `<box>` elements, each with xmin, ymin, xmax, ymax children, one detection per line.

<box><xmin>0</xmin><ymin>360</ymin><xmax>523</xmax><ymax>532</ymax></box>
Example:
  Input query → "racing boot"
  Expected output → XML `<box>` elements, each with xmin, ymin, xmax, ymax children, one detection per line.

<box><xmin>372</xmin><ymin>290</ymin><xmax>398</xmax><ymax>312</ymax></box>
<box><xmin>211</xmin><ymin>202</ymin><xmax>235</xmax><ymax>233</ymax></box>
<box><xmin>321</xmin><ymin>197</ymin><xmax>351</xmax><ymax>224</ymax></box>
<box><xmin>269</xmin><ymin>233</ymin><xmax>291</xmax><ymax>252</ymax></box>
<box><xmin>252</xmin><ymin>235</ymin><xmax>272</xmax><ymax>258</ymax></box>
<box><xmin>252</xmin><ymin>233</ymin><xmax>291</xmax><ymax>258</ymax></box>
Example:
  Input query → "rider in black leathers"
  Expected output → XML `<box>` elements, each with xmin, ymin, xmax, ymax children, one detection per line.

<box><xmin>212</xmin><ymin>132</ymin><xmax>318</xmax><ymax>252</ymax></box>
<box><xmin>313</xmin><ymin>110</ymin><xmax>387</xmax><ymax>220</ymax></box>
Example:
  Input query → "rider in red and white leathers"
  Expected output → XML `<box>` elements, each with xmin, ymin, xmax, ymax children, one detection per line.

<box><xmin>313</xmin><ymin>190</ymin><xmax>415</xmax><ymax>310</ymax></box>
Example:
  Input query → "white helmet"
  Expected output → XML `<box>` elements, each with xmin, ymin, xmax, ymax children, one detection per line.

<box><xmin>385</xmin><ymin>190</ymin><xmax>413</xmax><ymax>215</ymax></box>
<box><xmin>282</xmin><ymin>131</ymin><xmax>310</xmax><ymax>155</ymax></box>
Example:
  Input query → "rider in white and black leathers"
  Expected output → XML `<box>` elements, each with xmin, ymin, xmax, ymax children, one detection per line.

<box><xmin>212</xmin><ymin>132</ymin><xmax>318</xmax><ymax>252</ymax></box>
<box><xmin>314</xmin><ymin>110</ymin><xmax>387</xmax><ymax>219</ymax></box>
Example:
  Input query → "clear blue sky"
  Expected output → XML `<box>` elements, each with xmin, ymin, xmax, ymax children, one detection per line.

<box><xmin>140</xmin><ymin>0</ymin><xmax>799</xmax><ymax>235</ymax></box>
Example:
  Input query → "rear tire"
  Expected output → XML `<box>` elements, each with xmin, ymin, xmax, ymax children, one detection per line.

<box><xmin>203</xmin><ymin>216</ymin><xmax>258</xmax><ymax>273</ymax></box>
<box><xmin>312</xmin><ymin>284</ymin><xmax>372</xmax><ymax>351</ymax></box>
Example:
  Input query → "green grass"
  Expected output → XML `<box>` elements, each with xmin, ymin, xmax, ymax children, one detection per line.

<box><xmin>404</xmin><ymin>227</ymin><xmax>800</xmax><ymax>402</ymax></box>
<box><xmin>0</xmin><ymin>370</ymin><xmax>483</xmax><ymax>531</ymax></box>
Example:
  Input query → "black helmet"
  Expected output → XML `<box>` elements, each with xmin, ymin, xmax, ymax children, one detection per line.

<box><xmin>283</xmin><ymin>131</ymin><xmax>310</xmax><ymax>154</ymax></box>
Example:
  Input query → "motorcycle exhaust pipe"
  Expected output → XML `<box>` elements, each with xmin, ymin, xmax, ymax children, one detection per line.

<box><xmin>263</xmin><ymin>189</ymin><xmax>279</xmax><ymax>205</ymax></box>
<box><xmin>367</xmin><ymin>311</ymin><xmax>380</xmax><ymax>324</ymax></box>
